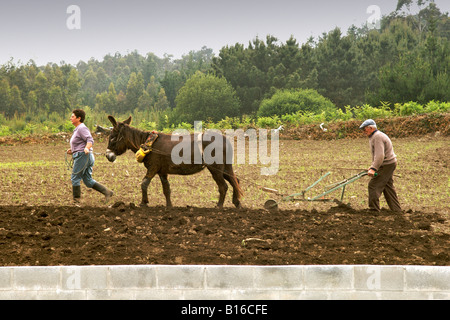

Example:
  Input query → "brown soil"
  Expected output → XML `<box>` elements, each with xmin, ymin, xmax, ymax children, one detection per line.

<box><xmin>0</xmin><ymin>202</ymin><xmax>448</xmax><ymax>266</ymax></box>
<box><xmin>0</xmin><ymin>117</ymin><xmax>448</xmax><ymax>267</ymax></box>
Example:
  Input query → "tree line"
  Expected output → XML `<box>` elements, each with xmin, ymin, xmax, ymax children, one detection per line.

<box><xmin>0</xmin><ymin>0</ymin><xmax>448</xmax><ymax>131</ymax></box>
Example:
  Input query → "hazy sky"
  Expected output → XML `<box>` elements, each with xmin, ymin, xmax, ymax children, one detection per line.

<box><xmin>1</xmin><ymin>0</ymin><xmax>449</xmax><ymax>66</ymax></box>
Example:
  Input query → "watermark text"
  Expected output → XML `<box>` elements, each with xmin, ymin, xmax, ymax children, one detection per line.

<box><xmin>171</xmin><ymin>121</ymin><xmax>279</xmax><ymax>175</ymax></box>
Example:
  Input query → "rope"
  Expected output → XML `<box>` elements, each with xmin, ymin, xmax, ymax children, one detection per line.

<box><xmin>64</xmin><ymin>151</ymin><xmax>93</xmax><ymax>175</ymax></box>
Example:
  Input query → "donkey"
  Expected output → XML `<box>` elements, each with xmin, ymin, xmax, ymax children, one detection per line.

<box><xmin>105</xmin><ymin>116</ymin><xmax>243</xmax><ymax>209</ymax></box>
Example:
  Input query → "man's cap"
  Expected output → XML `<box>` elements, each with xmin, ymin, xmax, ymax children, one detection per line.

<box><xmin>359</xmin><ymin>119</ymin><xmax>376</xmax><ymax>129</ymax></box>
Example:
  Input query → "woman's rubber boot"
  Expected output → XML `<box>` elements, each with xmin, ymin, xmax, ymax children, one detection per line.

<box><xmin>92</xmin><ymin>182</ymin><xmax>114</xmax><ymax>202</ymax></box>
<box><xmin>72</xmin><ymin>185</ymin><xmax>81</xmax><ymax>204</ymax></box>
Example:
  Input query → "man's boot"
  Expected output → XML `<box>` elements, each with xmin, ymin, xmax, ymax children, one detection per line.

<box><xmin>92</xmin><ymin>182</ymin><xmax>114</xmax><ymax>202</ymax></box>
<box><xmin>72</xmin><ymin>185</ymin><xmax>81</xmax><ymax>204</ymax></box>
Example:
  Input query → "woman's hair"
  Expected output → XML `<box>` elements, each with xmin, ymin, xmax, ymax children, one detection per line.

<box><xmin>72</xmin><ymin>109</ymin><xmax>86</xmax><ymax>123</ymax></box>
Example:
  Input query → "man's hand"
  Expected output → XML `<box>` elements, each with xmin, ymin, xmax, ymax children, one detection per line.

<box><xmin>368</xmin><ymin>168</ymin><xmax>377</xmax><ymax>177</ymax></box>
<box><xmin>67</xmin><ymin>148</ymin><xmax>72</xmax><ymax>155</ymax></box>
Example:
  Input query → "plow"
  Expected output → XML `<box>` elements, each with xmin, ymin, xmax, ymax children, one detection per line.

<box><xmin>263</xmin><ymin>170</ymin><xmax>372</xmax><ymax>210</ymax></box>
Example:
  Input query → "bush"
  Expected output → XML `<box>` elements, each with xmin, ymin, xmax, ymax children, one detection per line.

<box><xmin>22</xmin><ymin>123</ymin><xmax>38</xmax><ymax>134</ymax></box>
<box><xmin>280</xmin><ymin>111</ymin><xmax>328</xmax><ymax>126</ymax></box>
<box><xmin>137</xmin><ymin>120</ymin><xmax>157</xmax><ymax>131</ymax></box>
<box><xmin>0</xmin><ymin>113</ymin><xmax>7</xmax><ymax>125</ymax></box>
<box><xmin>63</xmin><ymin>120</ymin><xmax>75</xmax><ymax>132</ymax></box>
<box><xmin>0</xmin><ymin>125</ymin><xmax>11</xmax><ymax>136</ymax></box>
<box><xmin>206</xmin><ymin>116</ymin><xmax>256</xmax><ymax>130</ymax></box>
<box><xmin>257</xmin><ymin>89</ymin><xmax>336</xmax><ymax>117</ymax></box>
<box><xmin>10</xmin><ymin>118</ymin><xmax>27</xmax><ymax>132</ymax></box>
<box><xmin>329</xmin><ymin>106</ymin><xmax>354</xmax><ymax>121</ymax></box>
<box><xmin>353</xmin><ymin>104</ymin><xmax>392</xmax><ymax>119</ymax></box>
<box><xmin>423</xmin><ymin>100</ymin><xmax>450</xmax><ymax>113</ymax></box>
<box><xmin>394</xmin><ymin>101</ymin><xmax>424</xmax><ymax>116</ymax></box>
<box><xmin>256</xmin><ymin>116</ymin><xmax>281</xmax><ymax>128</ymax></box>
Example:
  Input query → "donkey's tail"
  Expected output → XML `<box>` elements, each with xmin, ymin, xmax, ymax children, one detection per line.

<box><xmin>224</xmin><ymin>165</ymin><xmax>244</xmax><ymax>199</ymax></box>
<box><xmin>234</xmin><ymin>175</ymin><xmax>244</xmax><ymax>199</ymax></box>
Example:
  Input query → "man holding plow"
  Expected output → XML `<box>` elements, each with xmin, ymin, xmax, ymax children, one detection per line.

<box><xmin>360</xmin><ymin>119</ymin><xmax>402</xmax><ymax>212</ymax></box>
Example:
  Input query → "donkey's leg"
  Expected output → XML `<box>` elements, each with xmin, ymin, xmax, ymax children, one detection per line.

<box><xmin>141</xmin><ymin>169</ymin><xmax>157</xmax><ymax>206</ymax></box>
<box><xmin>223</xmin><ymin>165</ymin><xmax>242</xmax><ymax>209</ymax></box>
<box><xmin>158</xmin><ymin>173</ymin><xmax>172</xmax><ymax>208</ymax></box>
<box><xmin>207</xmin><ymin>166</ymin><xmax>228</xmax><ymax>209</ymax></box>
<box><xmin>141</xmin><ymin>177</ymin><xmax>151</xmax><ymax>206</ymax></box>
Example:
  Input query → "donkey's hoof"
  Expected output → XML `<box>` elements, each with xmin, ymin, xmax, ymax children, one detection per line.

<box><xmin>139</xmin><ymin>202</ymin><xmax>148</xmax><ymax>207</ymax></box>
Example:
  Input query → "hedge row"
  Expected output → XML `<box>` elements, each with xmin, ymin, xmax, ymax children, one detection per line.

<box><xmin>282</xmin><ymin>113</ymin><xmax>450</xmax><ymax>140</ymax></box>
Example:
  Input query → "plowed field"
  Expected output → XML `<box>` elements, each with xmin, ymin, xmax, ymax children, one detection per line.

<box><xmin>0</xmin><ymin>136</ymin><xmax>448</xmax><ymax>266</ymax></box>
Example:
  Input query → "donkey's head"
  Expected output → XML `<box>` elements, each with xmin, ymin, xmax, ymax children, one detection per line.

<box><xmin>105</xmin><ymin>115</ymin><xmax>132</xmax><ymax>162</ymax></box>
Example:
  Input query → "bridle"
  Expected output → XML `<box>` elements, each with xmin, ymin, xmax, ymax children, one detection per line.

<box><xmin>108</xmin><ymin>125</ymin><xmax>142</xmax><ymax>153</ymax></box>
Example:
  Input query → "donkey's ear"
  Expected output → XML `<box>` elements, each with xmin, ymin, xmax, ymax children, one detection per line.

<box><xmin>108</xmin><ymin>115</ymin><xmax>117</xmax><ymax>127</ymax></box>
<box><xmin>123</xmin><ymin>116</ymin><xmax>132</xmax><ymax>125</ymax></box>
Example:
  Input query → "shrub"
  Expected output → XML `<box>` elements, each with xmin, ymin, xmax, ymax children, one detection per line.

<box><xmin>394</xmin><ymin>101</ymin><xmax>424</xmax><ymax>116</ymax></box>
<box><xmin>280</xmin><ymin>111</ymin><xmax>328</xmax><ymax>125</ymax></box>
<box><xmin>63</xmin><ymin>120</ymin><xmax>75</xmax><ymax>132</ymax></box>
<box><xmin>256</xmin><ymin>116</ymin><xmax>281</xmax><ymax>128</ymax></box>
<box><xmin>423</xmin><ymin>100</ymin><xmax>450</xmax><ymax>113</ymax></box>
<box><xmin>137</xmin><ymin>120</ymin><xmax>157</xmax><ymax>131</ymax></box>
<box><xmin>0</xmin><ymin>125</ymin><xmax>11</xmax><ymax>136</ymax></box>
<box><xmin>22</xmin><ymin>123</ymin><xmax>38</xmax><ymax>134</ymax></box>
<box><xmin>353</xmin><ymin>104</ymin><xmax>392</xmax><ymax>120</ymax></box>
<box><xmin>257</xmin><ymin>89</ymin><xmax>336</xmax><ymax>117</ymax></box>
<box><xmin>329</xmin><ymin>106</ymin><xmax>354</xmax><ymax>121</ymax></box>
<box><xmin>10</xmin><ymin>118</ymin><xmax>27</xmax><ymax>132</ymax></box>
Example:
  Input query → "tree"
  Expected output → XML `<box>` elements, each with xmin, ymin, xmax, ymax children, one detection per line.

<box><xmin>173</xmin><ymin>72</ymin><xmax>241</xmax><ymax>124</ymax></box>
<box><xmin>374</xmin><ymin>48</ymin><xmax>449</xmax><ymax>104</ymax></box>
<box><xmin>96</xmin><ymin>67</ymin><xmax>110</xmax><ymax>93</ymax></box>
<box><xmin>66</xmin><ymin>69</ymin><xmax>81</xmax><ymax>109</ymax></box>
<box><xmin>369</xmin><ymin>4</ymin><xmax>449</xmax><ymax>104</ymax></box>
<box><xmin>106</xmin><ymin>82</ymin><xmax>118</xmax><ymax>112</ymax></box>
<box><xmin>25</xmin><ymin>90</ymin><xmax>37</xmax><ymax>114</ymax></box>
<box><xmin>34</xmin><ymin>72</ymin><xmax>49</xmax><ymax>111</ymax></box>
<box><xmin>212</xmin><ymin>36</ymin><xmax>275</xmax><ymax>115</ymax></box>
<box><xmin>116</xmin><ymin>90</ymin><xmax>127</xmax><ymax>114</ymax></box>
<box><xmin>315</xmin><ymin>28</ymin><xmax>361</xmax><ymax>108</ymax></box>
<box><xmin>9</xmin><ymin>85</ymin><xmax>26</xmax><ymax>115</ymax></box>
<box><xmin>81</xmin><ymin>66</ymin><xmax>97</xmax><ymax>107</ymax></box>
<box><xmin>48</xmin><ymin>86</ymin><xmax>65</xmax><ymax>116</ymax></box>
<box><xmin>0</xmin><ymin>79</ymin><xmax>11</xmax><ymax>116</ymax></box>
<box><xmin>154</xmin><ymin>88</ymin><xmax>169</xmax><ymax>110</ymax></box>
<box><xmin>395</xmin><ymin>0</ymin><xmax>438</xmax><ymax>36</ymax></box>
<box><xmin>96</xmin><ymin>82</ymin><xmax>119</xmax><ymax>112</ymax></box>
<box><xmin>125</xmin><ymin>72</ymin><xmax>144</xmax><ymax>111</ymax></box>
<box><xmin>161</xmin><ymin>70</ymin><xmax>184</xmax><ymax>108</ymax></box>
<box><xmin>212</xmin><ymin>35</ymin><xmax>325</xmax><ymax>115</ymax></box>
<box><xmin>146</xmin><ymin>75</ymin><xmax>159</xmax><ymax>102</ymax></box>
<box><xmin>173</xmin><ymin>46</ymin><xmax>214</xmax><ymax>77</ymax></box>
<box><xmin>137</xmin><ymin>91</ymin><xmax>153</xmax><ymax>111</ymax></box>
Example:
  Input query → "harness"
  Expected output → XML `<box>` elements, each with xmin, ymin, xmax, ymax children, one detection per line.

<box><xmin>135</xmin><ymin>131</ymin><xmax>159</xmax><ymax>162</ymax></box>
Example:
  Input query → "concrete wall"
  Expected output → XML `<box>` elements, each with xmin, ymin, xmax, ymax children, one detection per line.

<box><xmin>0</xmin><ymin>265</ymin><xmax>449</xmax><ymax>300</ymax></box>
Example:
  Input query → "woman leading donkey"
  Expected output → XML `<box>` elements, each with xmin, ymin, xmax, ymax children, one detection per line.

<box><xmin>67</xmin><ymin>109</ymin><xmax>113</xmax><ymax>203</ymax></box>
